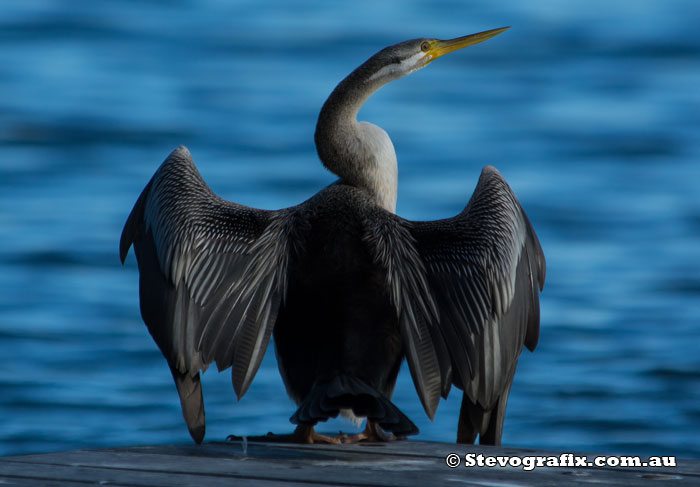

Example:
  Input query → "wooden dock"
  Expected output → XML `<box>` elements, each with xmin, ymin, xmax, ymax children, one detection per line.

<box><xmin>1</xmin><ymin>439</ymin><xmax>696</xmax><ymax>486</ymax></box>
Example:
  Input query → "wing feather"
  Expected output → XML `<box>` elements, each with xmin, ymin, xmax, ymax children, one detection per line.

<box><xmin>120</xmin><ymin>146</ymin><xmax>295</xmax><ymax>439</ymax></box>
<box><xmin>336</xmin><ymin>166</ymin><xmax>544</xmax><ymax>426</ymax></box>
<box><xmin>363</xmin><ymin>215</ymin><xmax>442</xmax><ymax>419</ymax></box>
<box><xmin>410</xmin><ymin>165</ymin><xmax>545</xmax><ymax>409</ymax></box>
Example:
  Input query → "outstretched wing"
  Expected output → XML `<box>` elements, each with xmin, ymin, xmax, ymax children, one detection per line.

<box><xmin>411</xmin><ymin>166</ymin><xmax>545</xmax><ymax>409</ymax></box>
<box><xmin>365</xmin><ymin>165</ymin><xmax>544</xmax><ymax>426</ymax></box>
<box><xmin>120</xmin><ymin>146</ymin><xmax>295</xmax><ymax>442</ymax></box>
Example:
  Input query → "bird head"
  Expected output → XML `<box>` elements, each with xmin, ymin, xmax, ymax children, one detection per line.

<box><xmin>366</xmin><ymin>27</ymin><xmax>510</xmax><ymax>83</ymax></box>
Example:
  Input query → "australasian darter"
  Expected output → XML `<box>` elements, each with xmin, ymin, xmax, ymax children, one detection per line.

<box><xmin>120</xmin><ymin>26</ymin><xmax>545</xmax><ymax>445</ymax></box>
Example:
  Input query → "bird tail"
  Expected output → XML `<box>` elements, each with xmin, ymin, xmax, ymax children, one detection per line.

<box><xmin>290</xmin><ymin>375</ymin><xmax>418</xmax><ymax>436</ymax></box>
<box><xmin>170</xmin><ymin>366</ymin><xmax>206</xmax><ymax>444</ymax></box>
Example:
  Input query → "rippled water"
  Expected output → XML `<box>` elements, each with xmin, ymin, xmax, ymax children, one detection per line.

<box><xmin>1</xmin><ymin>1</ymin><xmax>699</xmax><ymax>458</ymax></box>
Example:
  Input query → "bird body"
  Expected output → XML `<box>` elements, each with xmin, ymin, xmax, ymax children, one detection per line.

<box><xmin>120</xmin><ymin>27</ymin><xmax>545</xmax><ymax>445</ymax></box>
<box><xmin>273</xmin><ymin>184</ymin><xmax>410</xmax><ymax>432</ymax></box>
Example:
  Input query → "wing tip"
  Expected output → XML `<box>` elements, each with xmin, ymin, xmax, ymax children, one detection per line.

<box><xmin>525</xmin><ymin>335</ymin><xmax>538</xmax><ymax>352</ymax></box>
<box><xmin>119</xmin><ymin>212</ymin><xmax>137</xmax><ymax>265</ymax></box>
<box><xmin>171</xmin><ymin>367</ymin><xmax>207</xmax><ymax>445</ymax></box>
<box><xmin>424</xmin><ymin>396</ymin><xmax>438</xmax><ymax>421</ymax></box>
<box><xmin>480</xmin><ymin>165</ymin><xmax>501</xmax><ymax>178</ymax></box>
<box><xmin>118</xmin><ymin>241</ymin><xmax>130</xmax><ymax>265</ymax></box>
<box><xmin>189</xmin><ymin>423</ymin><xmax>206</xmax><ymax>445</ymax></box>
<box><xmin>170</xmin><ymin>145</ymin><xmax>192</xmax><ymax>160</ymax></box>
<box><xmin>475</xmin><ymin>165</ymin><xmax>509</xmax><ymax>194</ymax></box>
<box><xmin>232</xmin><ymin>372</ymin><xmax>250</xmax><ymax>401</ymax></box>
<box><xmin>119</xmin><ymin>182</ymin><xmax>151</xmax><ymax>265</ymax></box>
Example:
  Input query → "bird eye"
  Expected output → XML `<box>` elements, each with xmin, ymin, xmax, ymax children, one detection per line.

<box><xmin>420</xmin><ymin>41</ymin><xmax>430</xmax><ymax>52</ymax></box>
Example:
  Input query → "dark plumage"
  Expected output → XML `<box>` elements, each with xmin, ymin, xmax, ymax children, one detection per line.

<box><xmin>120</xmin><ymin>27</ymin><xmax>545</xmax><ymax>445</ymax></box>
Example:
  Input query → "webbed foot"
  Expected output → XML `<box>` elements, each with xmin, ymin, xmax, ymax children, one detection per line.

<box><xmin>227</xmin><ymin>424</ymin><xmax>341</xmax><ymax>444</ymax></box>
<box><xmin>338</xmin><ymin>421</ymin><xmax>402</xmax><ymax>443</ymax></box>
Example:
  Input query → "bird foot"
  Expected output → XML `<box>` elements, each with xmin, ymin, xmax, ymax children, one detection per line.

<box><xmin>338</xmin><ymin>421</ymin><xmax>401</xmax><ymax>443</ymax></box>
<box><xmin>227</xmin><ymin>424</ymin><xmax>341</xmax><ymax>444</ymax></box>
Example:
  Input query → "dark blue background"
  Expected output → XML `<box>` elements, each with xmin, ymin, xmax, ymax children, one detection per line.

<box><xmin>1</xmin><ymin>0</ymin><xmax>699</xmax><ymax>457</ymax></box>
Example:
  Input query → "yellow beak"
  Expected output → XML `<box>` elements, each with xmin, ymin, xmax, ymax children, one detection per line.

<box><xmin>425</xmin><ymin>26</ymin><xmax>510</xmax><ymax>63</ymax></box>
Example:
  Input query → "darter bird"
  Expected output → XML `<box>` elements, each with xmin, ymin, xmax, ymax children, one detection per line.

<box><xmin>120</xmin><ymin>26</ymin><xmax>545</xmax><ymax>445</ymax></box>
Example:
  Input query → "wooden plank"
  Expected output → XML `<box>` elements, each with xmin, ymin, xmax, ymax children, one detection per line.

<box><xmin>0</xmin><ymin>460</ymin><xmax>319</xmax><ymax>487</ymax></box>
<box><xmin>1</xmin><ymin>440</ymin><xmax>696</xmax><ymax>487</ymax></box>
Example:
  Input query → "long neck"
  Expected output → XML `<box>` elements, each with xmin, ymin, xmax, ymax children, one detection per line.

<box><xmin>315</xmin><ymin>60</ymin><xmax>399</xmax><ymax>213</ymax></box>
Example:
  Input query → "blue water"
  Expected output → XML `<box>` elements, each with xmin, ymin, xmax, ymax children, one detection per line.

<box><xmin>1</xmin><ymin>0</ymin><xmax>699</xmax><ymax>458</ymax></box>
